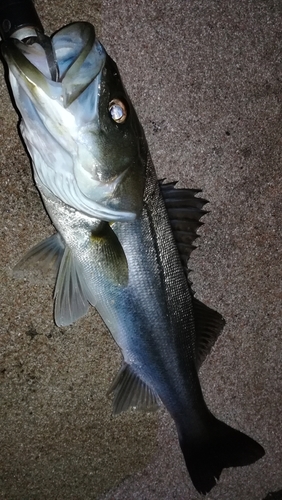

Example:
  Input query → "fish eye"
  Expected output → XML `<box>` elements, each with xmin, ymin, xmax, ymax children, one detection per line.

<box><xmin>109</xmin><ymin>99</ymin><xmax>127</xmax><ymax>123</ymax></box>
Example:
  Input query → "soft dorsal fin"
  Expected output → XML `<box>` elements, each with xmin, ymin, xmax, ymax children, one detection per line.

<box><xmin>13</xmin><ymin>233</ymin><xmax>65</xmax><ymax>276</ymax></box>
<box><xmin>160</xmin><ymin>181</ymin><xmax>208</xmax><ymax>273</ymax></box>
<box><xmin>193</xmin><ymin>297</ymin><xmax>226</xmax><ymax>369</ymax></box>
<box><xmin>107</xmin><ymin>363</ymin><xmax>159</xmax><ymax>414</ymax></box>
<box><xmin>54</xmin><ymin>246</ymin><xmax>93</xmax><ymax>327</ymax></box>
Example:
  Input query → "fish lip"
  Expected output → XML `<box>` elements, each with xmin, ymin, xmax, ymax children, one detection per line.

<box><xmin>2</xmin><ymin>22</ymin><xmax>105</xmax><ymax>107</ymax></box>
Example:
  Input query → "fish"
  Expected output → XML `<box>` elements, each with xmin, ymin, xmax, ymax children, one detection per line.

<box><xmin>1</xmin><ymin>21</ymin><xmax>264</xmax><ymax>494</ymax></box>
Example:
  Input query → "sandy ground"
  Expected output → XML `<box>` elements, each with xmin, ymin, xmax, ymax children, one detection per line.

<box><xmin>0</xmin><ymin>0</ymin><xmax>281</xmax><ymax>499</ymax></box>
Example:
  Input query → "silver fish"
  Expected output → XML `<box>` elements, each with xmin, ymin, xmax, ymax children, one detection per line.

<box><xmin>1</xmin><ymin>21</ymin><xmax>264</xmax><ymax>494</ymax></box>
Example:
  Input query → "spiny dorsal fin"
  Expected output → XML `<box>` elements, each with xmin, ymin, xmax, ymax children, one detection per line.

<box><xmin>54</xmin><ymin>246</ymin><xmax>93</xmax><ymax>327</ymax></box>
<box><xmin>160</xmin><ymin>181</ymin><xmax>208</xmax><ymax>272</ymax></box>
<box><xmin>107</xmin><ymin>363</ymin><xmax>159</xmax><ymax>414</ymax></box>
<box><xmin>160</xmin><ymin>182</ymin><xmax>225</xmax><ymax>365</ymax></box>
<box><xmin>13</xmin><ymin>233</ymin><xmax>65</xmax><ymax>276</ymax></box>
<box><xmin>193</xmin><ymin>297</ymin><xmax>226</xmax><ymax>369</ymax></box>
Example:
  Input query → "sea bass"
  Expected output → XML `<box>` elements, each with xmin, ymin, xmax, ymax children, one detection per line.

<box><xmin>2</xmin><ymin>22</ymin><xmax>264</xmax><ymax>494</ymax></box>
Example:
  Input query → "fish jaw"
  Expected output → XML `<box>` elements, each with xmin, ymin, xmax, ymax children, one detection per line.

<box><xmin>1</xmin><ymin>22</ymin><xmax>147</xmax><ymax>221</ymax></box>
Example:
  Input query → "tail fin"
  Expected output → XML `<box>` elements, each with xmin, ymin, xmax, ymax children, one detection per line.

<box><xmin>178</xmin><ymin>414</ymin><xmax>265</xmax><ymax>494</ymax></box>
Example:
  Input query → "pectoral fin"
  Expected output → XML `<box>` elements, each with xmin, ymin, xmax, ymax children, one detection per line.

<box><xmin>91</xmin><ymin>222</ymin><xmax>128</xmax><ymax>287</ymax></box>
<box><xmin>108</xmin><ymin>363</ymin><xmax>159</xmax><ymax>414</ymax></box>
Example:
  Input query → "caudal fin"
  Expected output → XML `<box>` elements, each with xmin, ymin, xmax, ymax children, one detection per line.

<box><xmin>178</xmin><ymin>414</ymin><xmax>265</xmax><ymax>494</ymax></box>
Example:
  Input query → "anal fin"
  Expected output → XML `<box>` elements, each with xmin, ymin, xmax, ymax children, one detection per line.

<box><xmin>107</xmin><ymin>363</ymin><xmax>159</xmax><ymax>414</ymax></box>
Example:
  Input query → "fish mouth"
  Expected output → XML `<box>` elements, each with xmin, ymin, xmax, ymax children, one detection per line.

<box><xmin>2</xmin><ymin>22</ymin><xmax>146</xmax><ymax>221</ymax></box>
<box><xmin>2</xmin><ymin>22</ymin><xmax>103</xmax><ymax>107</ymax></box>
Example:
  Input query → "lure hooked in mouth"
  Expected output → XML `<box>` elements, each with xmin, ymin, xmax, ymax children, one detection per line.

<box><xmin>2</xmin><ymin>22</ymin><xmax>147</xmax><ymax>221</ymax></box>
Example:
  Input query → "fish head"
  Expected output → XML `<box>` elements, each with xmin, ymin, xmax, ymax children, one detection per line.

<box><xmin>1</xmin><ymin>22</ymin><xmax>147</xmax><ymax>221</ymax></box>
